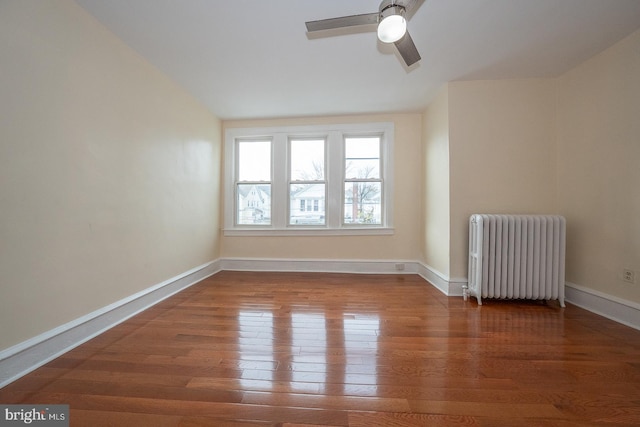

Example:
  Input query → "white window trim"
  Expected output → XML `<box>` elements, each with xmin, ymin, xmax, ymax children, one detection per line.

<box><xmin>224</xmin><ymin>122</ymin><xmax>394</xmax><ymax>236</ymax></box>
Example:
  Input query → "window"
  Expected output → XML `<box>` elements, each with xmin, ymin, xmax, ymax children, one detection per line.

<box><xmin>344</xmin><ymin>137</ymin><xmax>381</xmax><ymax>225</ymax></box>
<box><xmin>289</xmin><ymin>139</ymin><xmax>325</xmax><ymax>225</ymax></box>
<box><xmin>236</xmin><ymin>140</ymin><xmax>271</xmax><ymax>225</ymax></box>
<box><xmin>224</xmin><ymin>123</ymin><xmax>394</xmax><ymax>235</ymax></box>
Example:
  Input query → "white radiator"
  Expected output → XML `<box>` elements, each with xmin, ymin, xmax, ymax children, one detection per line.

<box><xmin>466</xmin><ymin>214</ymin><xmax>566</xmax><ymax>307</ymax></box>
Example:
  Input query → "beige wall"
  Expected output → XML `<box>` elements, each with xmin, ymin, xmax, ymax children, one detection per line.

<box><xmin>0</xmin><ymin>0</ymin><xmax>221</xmax><ymax>350</ymax></box>
<box><xmin>448</xmin><ymin>79</ymin><xmax>558</xmax><ymax>279</ymax></box>
<box><xmin>556</xmin><ymin>30</ymin><xmax>640</xmax><ymax>304</ymax></box>
<box><xmin>422</xmin><ymin>87</ymin><xmax>451</xmax><ymax>277</ymax></box>
<box><xmin>221</xmin><ymin>114</ymin><xmax>423</xmax><ymax>261</ymax></box>
<box><xmin>423</xmin><ymin>30</ymin><xmax>639</xmax><ymax>304</ymax></box>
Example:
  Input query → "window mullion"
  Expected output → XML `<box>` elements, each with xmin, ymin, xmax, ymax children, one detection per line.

<box><xmin>326</xmin><ymin>131</ymin><xmax>343</xmax><ymax>229</ymax></box>
<box><xmin>272</xmin><ymin>133</ymin><xmax>288</xmax><ymax>228</ymax></box>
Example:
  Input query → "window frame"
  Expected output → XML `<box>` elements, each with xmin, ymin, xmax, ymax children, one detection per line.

<box><xmin>224</xmin><ymin>122</ymin><xmax>394</xmax><ymax>236</ymax></box>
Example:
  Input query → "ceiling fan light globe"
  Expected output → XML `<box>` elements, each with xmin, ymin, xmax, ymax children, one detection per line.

<box><xmin>377</xmin><ymin>14</ymin><xmax>406</xmax><ymax>43</ymax></box>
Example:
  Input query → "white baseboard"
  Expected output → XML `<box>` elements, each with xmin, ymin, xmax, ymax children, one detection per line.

<box><xmin>220</xmin><ymin>257</ymin><xmax>421</xmax><ymax>274</ymax></box>
<box><xmin>221</xmin><ymin>258</ymin><xmax>471</xmax><ymax>298</ymax></box>
<box><xmin>565</xmin><ymin>282</ymin><xmax>640</xmax><ymax>331</ymax></box>
<box><xmin>417</xmin><ymin>263</ymin><xmax>449</xmax><ymax>294</ymax></box>
<box><xmin>416</xmin><ymin>263</ymin><xmax>467</xmax><ymax>296</ymax></box>
<box><xmin>447</xmin><ymin>278</ymin><xmax>468</xmax><ymax>297</ymax></box>
<box><xmin>0</xmin><ymin>260</ymin><xmax>221</xmax><ymax>389</ymax></box>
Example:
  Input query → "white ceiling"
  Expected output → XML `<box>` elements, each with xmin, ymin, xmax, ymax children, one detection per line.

<box><xmin>75</xmin><ymin>0</ymin><xmax>640</xmax><ymax>120</ymax></box>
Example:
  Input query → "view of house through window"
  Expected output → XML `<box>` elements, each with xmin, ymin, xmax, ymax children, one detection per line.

<box><xmin>289</xmin><ymin>139</ymin><xmax>326</xmax><ymax>225</ymax></box>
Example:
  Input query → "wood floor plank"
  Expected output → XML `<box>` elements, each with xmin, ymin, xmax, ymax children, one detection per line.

<box><xmin>408</xmin><ymin>399</ymin><xmax>565</xmax><ymax>418</ymax></box>
<box><xmin>242</xmin><ymin>391</ymin><xmax>411</xmax><ymax>412</ymax></box>
<box><xmin>1</xmin><ymin>271</ymin><xmax>639</xmax><ymax>426</ymax></box>
<box><xmin>348</xmin><ymin>411</ymin><xmax>481</xmax><ymax>427</ymax></box>
<box><xmin>70</xmin><ymin>409</ymin><xmax>183</xmax><ymax>427</ymax></box>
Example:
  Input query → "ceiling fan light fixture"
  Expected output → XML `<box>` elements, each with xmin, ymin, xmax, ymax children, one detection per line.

<box><xmin>377</xmin><ymin>6</ymin><xmax>406</xmax><ymax>43</ymax></box>
<box><xmin>305</xmin><ymin>0</ymin><xmax>422</xmax><ymax>66</ymax></box>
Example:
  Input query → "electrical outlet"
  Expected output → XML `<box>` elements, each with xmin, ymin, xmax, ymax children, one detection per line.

<box><xmin>623</xmin><ymin>269</ymin><xmax>635</xmax><ymax>284</ymax></box>
<box><xmin>395</xmin><ymin>263</ymin><xmax>405</xmax><ymax>271</ymax></box>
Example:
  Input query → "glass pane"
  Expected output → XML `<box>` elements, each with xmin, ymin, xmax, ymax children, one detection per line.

<box><xmin>237</xmin><ymin>183</ymin><xmax>271</xmax><ymax>225</ymax></box>
<box><xmin>290</xmin><ymin>183</ymin><xmax>325</xmax><ymax>225</ymax></box>
<box><xmin>345</xmin><ymin>137</ymin><xmax>380</xmax><ymax>179</ymax></box>
<box><xmin>238</xmin><ymin>140</ymin><xmax>270</xmax><ymax>181</ymax></box>
<box><xmin>291</xmin><ymin>139</ymin><xmax>325</xmax><ymax>181</ymax></box>
<box><xmin>344</xmin><ymin>182</ymin><xmax>381</xmax><ymax>224</ymax></box>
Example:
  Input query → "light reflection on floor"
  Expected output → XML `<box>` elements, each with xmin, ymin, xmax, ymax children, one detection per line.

<box><xmin>237</xmin><ymin>307</ymin><xmax>380</xmax><ymax>394</ymax></box>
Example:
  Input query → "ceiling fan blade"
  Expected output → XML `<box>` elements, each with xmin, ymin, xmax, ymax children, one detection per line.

<box><xmin>394</xmin><ymin>31</ymin><xmax>421</xmax><ymax>66</ymax></box>
<box><xmin>305</xmin><ymin>12</ymin><xmax>379</xmax><ymax>32</ymax></box>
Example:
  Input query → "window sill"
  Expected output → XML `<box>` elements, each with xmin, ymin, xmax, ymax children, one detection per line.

<box><xmin>222</xmin><ymin>227</ymin><xmax>395</xmax><ymax>237</ymax></box>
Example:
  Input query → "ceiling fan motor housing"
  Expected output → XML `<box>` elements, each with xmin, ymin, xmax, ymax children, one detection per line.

<box><xmin>379</xmin><ymin>2</ymin><xmax>406</xmax><ymax>21</ymax></box>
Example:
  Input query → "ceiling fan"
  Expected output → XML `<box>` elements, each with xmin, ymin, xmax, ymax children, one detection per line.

<box><xmin>305</xmin><ymin>0</ymin><xmax>423</xmax><ymax>67</ymax></box>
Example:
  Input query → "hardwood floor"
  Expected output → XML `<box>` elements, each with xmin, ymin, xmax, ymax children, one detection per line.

<box><xmin>1</xmin><ymin>271</ymin><xmax>639</xmax><ymax>426</ymax></box>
